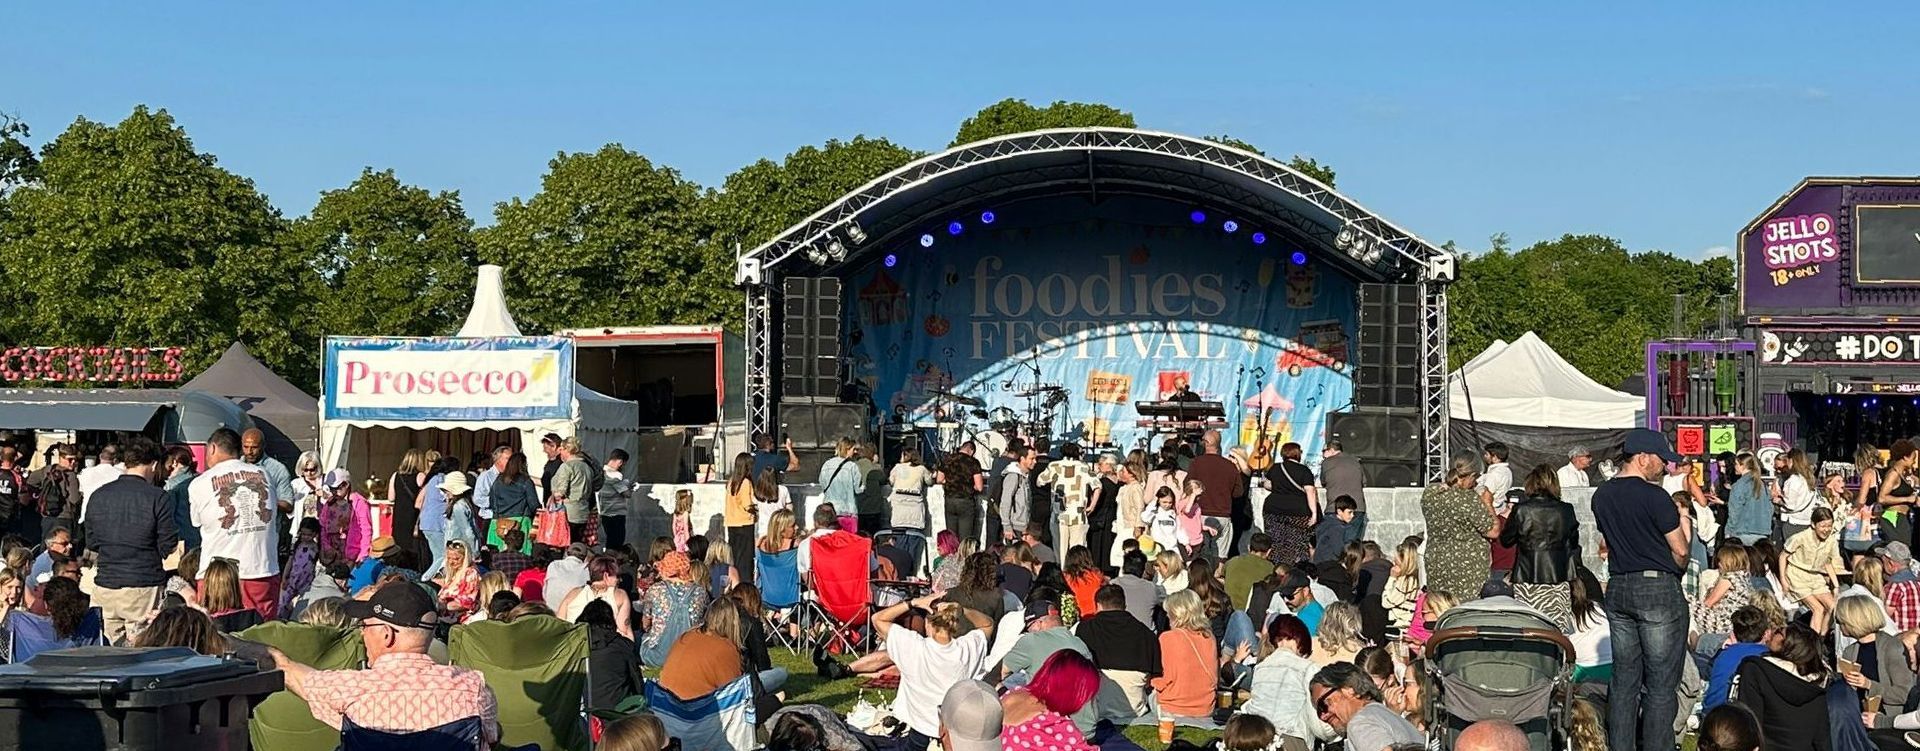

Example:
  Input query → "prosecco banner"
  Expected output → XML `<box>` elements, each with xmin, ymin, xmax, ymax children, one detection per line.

<box><xmin>322</xmin><ymin>336</ymin><xmax>574</xmax><ymax>421</ymax></box>
<box><xmin>843</xmin><ymin>195</ymin><xmax>1356</xmax><ymax>456</ymax></box>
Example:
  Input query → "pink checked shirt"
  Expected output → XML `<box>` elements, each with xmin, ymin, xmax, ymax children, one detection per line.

<box><xmin>302</xmin><ymin>652</ymin><xmax>499</xmax><ymax>746</ymax></box>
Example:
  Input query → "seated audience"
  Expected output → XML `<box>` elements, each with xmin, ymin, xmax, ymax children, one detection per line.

<box><xmin>576</xmin><ymin>599</ymin><xmax>642</xmax><ymax>712</ymax></box>
<box><xmin>1696</xmin><ymin>704</ymin><xmax>1763</xmax><ymax>751</ymax></box>
<box><xmin>999</xmin><ymin>650</ymin><xmax>1099</xmax><ymax>751</ymax></box>
<box><xmin>1311</xmin><ymin>601</ymin><xmax>1367</xmax><ymax>666</ymax></box>
<box><xmin>202</xmin><ymin>558</ymin><xmax>265</xmax><ymax>633</ymax></box>
<box><xmin>1729</xmin><ymin>622</ymin><xmax>1830</xmax><ymax>749</ymax></box>
<box><xmin>875</xmin><ymin>593</ymin><xmax>994</xmax><ymax>750</ymax></box>
<box><xmin>1245</xmin><ymin>613</ymin><xmax>1331</xmax><ymax>750</ymax></box>
<box><xmin>1309</xmin><ymin>662</ymin><xmax>1423</xmax><ymax>751</ymax></box>
<box><xmin>638</xmin><ymin>551</ymin><xmax>706</xmax><ymax>667</ymax></box>
<box><xmin>1704</xmin><ymin>605</ymin><xmax>1775</xmax><ymax>711</ymax></box>
<box><xmin>1111</xmin><ymin>550</ymin><xmax>1160</xmax><ymax>628</ymax></box>
<box><xmin>1076</xmin><ymin>583</ymin><xmax>1160</xmax><ymax>721</ymax></box>
<box><xmin>597</xmin><ymin>712</ymin><xmax>668</xmax><ymax>751</ymax></box>
<box><xmin>655</xmin><ymin>597</ymin><xmax>747</xmax><ymax>701</ymax></box>
<box><xmin>939</xmin><ymin>679</ymin><xmax>1003</xmax><ymax>751</ymax></box>
<box><xmin>1149</xmin><ymin>590</ymin><xmax>1218</xmax><ymax>728</ymax></box>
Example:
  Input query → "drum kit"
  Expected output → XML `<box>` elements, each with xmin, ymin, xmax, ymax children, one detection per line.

<box><xmin>913</xmin><ymin>380</ymin><xmax>1071</xmax><ymax>460</ymax></box>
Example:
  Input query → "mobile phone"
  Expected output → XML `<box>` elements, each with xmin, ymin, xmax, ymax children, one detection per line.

<box><xmin>1838</xmin><ymin>658</ymin><xmax>1861</xmax><ymax>675</ymax></box>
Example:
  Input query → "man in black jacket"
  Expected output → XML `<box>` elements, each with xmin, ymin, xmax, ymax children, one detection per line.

<box><xmin>86</xmin><ymin>436</ymin><xmax>176</xmax><ymax>644</ymax></box>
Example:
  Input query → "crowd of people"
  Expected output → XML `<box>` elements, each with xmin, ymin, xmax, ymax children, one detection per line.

<box><xmin>14</xmin><ymin>417</ymin><xmax>1915</xmax><ymax>751</ymax></box>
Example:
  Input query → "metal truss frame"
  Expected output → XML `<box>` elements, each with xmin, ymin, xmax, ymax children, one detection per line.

<box><xmin>740</xmin><ymin>128</ymin><xmax>1453</xmax><ymax>479</ymax></box>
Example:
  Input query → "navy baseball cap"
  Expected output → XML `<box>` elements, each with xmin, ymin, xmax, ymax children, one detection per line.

<box><xmin>1623</xmin><ymin>429</ymin><xmax>1683</xmax><ymax>463</ymax></box>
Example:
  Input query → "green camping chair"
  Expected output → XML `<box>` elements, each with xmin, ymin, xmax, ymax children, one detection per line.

<box><xmin>236</xmin><ymin>621</ymin><xmax>367</xmax><ymax>751</ymax></box>
<box><xmin>450</xmin><ymin>615</ymin><xmax>592</xmax><ymax>751</ymax></box>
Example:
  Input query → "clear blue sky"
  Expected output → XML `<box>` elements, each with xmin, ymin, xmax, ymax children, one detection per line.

<box><xmin>11</xmin><ymin>2</ymin><xmax>1919</xmax><ymax>259</ymax></box>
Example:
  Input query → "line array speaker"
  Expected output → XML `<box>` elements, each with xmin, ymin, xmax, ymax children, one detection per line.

<box><xmin>1328</xmin><ymin>408</ymin><xmax>1423</xmax><ymax>487</ymax></box>
<box><xmin>779</xmin><ymin>401</ymin><xmax>870</xmax><ymax>448</ymax></box>
<box><xmin>781</xmin><ymin>277</ymin><xmax>843</xmax><ymax>399</ymax></box>
<box><xmin>1356</xmin><ymin>283</ymin><xmax>1422</xmax><ymax>410</ymax></box>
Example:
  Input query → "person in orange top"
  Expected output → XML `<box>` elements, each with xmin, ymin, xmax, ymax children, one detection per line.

<box><xmin>724</xmin><ymin>453</ymin><xmax>759</xmax><ymax>584</ymax></box>
<box><xmin>1062</xmin><ymin>545</ymin><xmax>1108</xmax><ymax>616</ymax></box>
<box><xmin>1149</xmin><ymin>589</ymin><xmax>1219</xmax><ymax>726</ymax></box>
<box><xmin>655</xmin><ymin>596</ymin><xmax>747</xmax><ymax>700</ymax></box>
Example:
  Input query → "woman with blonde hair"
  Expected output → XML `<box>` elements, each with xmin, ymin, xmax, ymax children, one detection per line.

<box><xmin>1421</xmin><ymin>456</ymin><xmax>1492</xmax><ymax>603</ymax></box>
<box><xmin>704</xmin><ymin>540</ymin><xmax>738</xmax><ymax>599</ymax></box>
<box><xmin>297</xmin><ymin>597</ymin><xmax>356</xmax><ymax>629</ymax></box>
<box><xmin>433</xmin><ymin>540</ymin><xmax>481</xmax><ymax>621</ymax></box>
<box><xmin>1153</xmin><ymin>549</ymin><xmax>1189</xmax><ymax>596</ymax></box>
<box><xmin>598</xmin><ymin>713</ymin><xmax>668</xmax><ymax>751</ymax></box>
<box><xmin>1150</xmin><ymin>590</ymin><xmax>1218</xmax><ymax>728</ymax></box>
<box><xmin>1835</xmin><ymin>594</ymin><xmax>1917</xmax><ymax>719</ymax></box>
<box><xmin>1383</xmin><ymin>540</ymin><xmax>1422</xmax><ymax>635</ymax></box>
<box><xmin>1725</xmin><ymin>452</ymin><xmax>1771</xmax><ymax>545</ymax></box>
<box><xmin>759</xmin><ymin>508</ymin><xmax>797</xmax><ymax>554</ymax></box>
<box><xmin>201</xmin><ymin>558</ymin><xmax>263</xmax><ymax>633</ymax></box>
<box><xmin>1114</xmin><ymin>456</ymin><xmax>1147</xmax><ymax>567</ymax></box>
<box><xmin>468</xmin><ymin>571</ymin><xmax>512</xmax><ymax>622</ymax></box>
<box><xmin>388</xmin><ymin>449</ymin><xmax>427</xmax><ymax>562</ymax></box>
<box><xmin>1773</xmin><ymin>448</ymin><xmax>1819</xmax><ymax>540</ymax></box>
<box><xmin>1693</xmin><ymin>544</ymin><xmax>1754</xmax><ymax>638</ymax></box>
<box><xmin>1311</xmin><ymin>601</ymin><xmax>1367</xmax><ymax>666</ymax></box>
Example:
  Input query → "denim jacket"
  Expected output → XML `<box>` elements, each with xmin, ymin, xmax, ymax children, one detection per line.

<box><xmin>1726</xmin><ymin>476</ymin><xmax>1772</xmax><ymax>540</ymax></box>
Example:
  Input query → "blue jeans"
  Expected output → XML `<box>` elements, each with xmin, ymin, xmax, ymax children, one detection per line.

<box><xmin>1606</xmin><ymin>572</ymin><xmax>1688</xmax><ymax>751</ymax></box>
<box><xmin>758</xmin><ymin>667</ymin><xmax>789</xmax><ymax>695</ymax></box>
<box><xmin>421</xmin><ymin>529</ymin><xmax>447</xmax><ymax>580</ymax></box>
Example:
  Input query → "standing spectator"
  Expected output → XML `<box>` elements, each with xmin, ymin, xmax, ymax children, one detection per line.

<box><xmin>1477</xmin><ymin>442</ymin><xmax>1514</xmax><ymax>504</ymax></box>
<box><xmin>816</xmin><ymin>438</ymin><xmax>864</xmax><ymax>519</ymax></box>
<box><xmin>189</xmin><ymin>428</ymin><xmax>282</xmax><ymax>619</ymax></box>
<box><xmin>0</xmin><ymin>445</ymin><xmax>24</xmax><ymax>539</ymax></box>
<box><xmin>551</xmin><ymin>438</ymin><xmax>594</xmax><ymax>545</ymax></box>
<box><xmin>1184</xmin><ymin>431</ymin><xmax>1242</xmax><ymax>561</ymax></box>
<box><xmin>939</xmin><ymin>442</ymin><xmax>987</xmax><ymax>547</ymax></box>
<box><xmin>487</xmin><ymin>453</ymin><xmax>538</xmax><ymax>555</ymax></box>
<box><xmin>239</xmin><ymin>429</ymin><xmax>295</xmax><ymax>513</ymax></box>
<box><xmin>1038</xmin><ymin>443</ymin><xmax>1099</xmax><ymax>554</ymax></box>
<box><xmin>86</xmin><ymin>437</ymin><xmax>176</xmax><ymax>644</ymax></box>
<box><xmin>1879</xmin><ymin>441</ymin><xmax>1918</xmax><ymax>549</ymax></box>
<box><xmin>1087</xmin><ymin>454</ymin><xmax>1122</xmax><ymax>569</ymax></box>
<box><xmin>33</xmin><ymin>445</ymin><xmax>81</xmax><ymax>542</ymax></box>
<box><xmin>999</xmin><ymin>448</ymin><xmax>1038</xmax><ymax>545</ymax></box>
<box><xmin>1774</xmin><ymin>448</ymin><xmax>1819</xmax><ymax>541</ymax></box>
<box><xmin>1421</xmin><ymin>457</ymin><xmax>1493</xmax><ymax>603</ymax></box>
<box><xmin>387</xmin><ymin>449</ymin><xmax>427</xmax><ymax>564</ymax></box>
<box><xmin>271</xmin><ymin>582</ymin><xmax>499</xmax><ymax>745</ymax></box>
<box><xmin>854</xmin><ymin>442</ymin><xmax>887</xmax><ymax>536</ymax></box>
<box><xmin>750</xmin><ymin>433</ymin><xmax>799</xmax><ymax>483</ymax></box>
<box><xmin>1309</xmin><ymin>662</ymin><xmax>1424</xmax><ymax>751</ymax></box>
<box><xmin>538</xmin><ymin>433</ymin><xmax>564</xmax><ymax>499</ymax></box>
<box><xmin>1261</xmin><ymin>443</ymin><xmax>1318</xmax><ymax>565</ymax></box>
<box><xmin>1592</xmin><ymin>428</ymin><xmax>1691</xmax><ymax>751</ymax></box>
<box><xmin>725</xmin><ymin>453</ymin><xmax>758</xmax><ymax>585</ymax></box>
<box><xmin>1150</xmin><ymin>590</ymin><xmax>1219</xmax><ymax>728</ymax></box>
<box><xmin>1724</xmin><ymin>452</ymin><xmax>1771</xmax><ymax>545</ymax></box>
<box><xmin>77</xmin><ymin>443</ymin><xmax>124</xmax><ymax>522</ymax></box>
<box><xmin>1558</xmin><ymin>447</ymin><xmax>1593</xmax><ymax>490</ymax></box>
<box><xmin>472</xmin><ymin>445</ymin><xmax>511</xmax><ymax>531</ymax></box>
<box><xmin>162</xmin><ymin>446</ymin><xmax>200</xmax><ymax>552</ymax></box>
<box><xmin>889</xmin><ymin>448</ymin><xmax>934</xmax><ymax>532</ymax></box>
<box><xmin>1319</xmin><ymin>439</ymin><xmax>1368</xmax><ymax>539</ymax></box>
<box><xmin>1502</xmin><ymin>465</ymin><xmax>1579</xmax><ymax>629</ymax></box>
<box><xmin>418</xmin><ymin>457</ymin><xmax>456</xmax><ymax>579</ymax></box>
<box><xmin>597</xmin><ymin>449</ymin><xmax>633</xmax><ymax>554</ymax></box>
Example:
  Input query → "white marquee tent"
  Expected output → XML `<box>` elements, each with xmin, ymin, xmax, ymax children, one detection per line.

<box><xmin>1449</xmin><ymin>331</ymin><xmax>1643</xmax><ymax>430</ymax></box>
<box><xmin>318</xmin><ymin>265</ymin><xmax>640</xmax><ymax>482</ymax></box>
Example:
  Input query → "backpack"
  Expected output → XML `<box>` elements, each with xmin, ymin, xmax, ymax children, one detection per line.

<box><xmin>581</xmin><ymin>455</ymin><xmax>606</xmax><ymax>496</ymax></box>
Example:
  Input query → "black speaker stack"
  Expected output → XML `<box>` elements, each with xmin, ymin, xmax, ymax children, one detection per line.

<box><xmin>782</xmin><ymin>277</ymin><xmax>842</xmax><ymax>400</ymax></box>
<box><xmin>1339</xmin><ymin>283</ymin><xmax>1425</xmax><ymax>486</ymax></box>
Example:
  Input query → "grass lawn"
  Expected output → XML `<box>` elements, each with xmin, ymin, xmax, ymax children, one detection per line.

<box><xmin>768</xmin><ymin>648</ymin><xmax>1218</xmax><ymax>750</ymax></box>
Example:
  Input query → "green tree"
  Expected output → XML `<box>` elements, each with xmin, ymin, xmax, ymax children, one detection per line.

<box><xmin>477</xmin><ymin>144</ymin><xmax>718</xmax><ymax>333</ymax></box>
<box><xmin>291</xmin><ymin>168</ymin><xmax>479</xmax><ymax>342</ymax></box>
<box><xmin>1205</xmin><ymin>134</ymin><xmax>1337</xmax><ymax>187</ymax></box>
<box><xmin>706</xmin><ymin>136</ymin><xmax>921</xmax><ymax>261</ymax></box>
<box><xmin>0</xmin><ymin>106</ymin><xmax>302</xmax><ymax>381</ymax></box>
<box><xmin>0</xmin><ymin>111</ymin><xmax>38</xmax><ymax>193</ymax></box>
<box><xmin>951</xmin><ymin>99</ymin><xmax>1136</xmax><ymax>146</ymax></box>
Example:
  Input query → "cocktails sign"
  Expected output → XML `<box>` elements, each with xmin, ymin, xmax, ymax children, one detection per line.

<box><xmin>0</xmin><ymin>346</ymin><xmax>187</xmax><ymax>383</ymax></box>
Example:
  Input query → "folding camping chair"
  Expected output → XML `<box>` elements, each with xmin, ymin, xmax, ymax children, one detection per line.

<box><xmin>449</xmin><ymin>615</ymin><xmax>592</xmax><ymax>751</ymax></box>
<box><xmin>884</xmin><ymin>526</ymin><xmax>931</xmax><ymax>579</ymax></box>
<box><xmin>237</xmin><ymin>621</ymin><xmax>367</xmax><ymax>751</ymax></box>
<box><xmin>5</xmin><ymin>607</ymin><xmax>104</xmax><ymax>663</ymax></box>
<box><xmin>803</xmin><ymin>531</ymin><xmax>874</xmax><ymax>655</ymax></box>
<box><xmin>756</xmin><ymin>546</ymin><xmax>805</xmax><ymax>654</ymax></box>
<box><xmin>644</xmin><ymin>675</ymin><xmax>757</xmax><ymax>751</ymax></box>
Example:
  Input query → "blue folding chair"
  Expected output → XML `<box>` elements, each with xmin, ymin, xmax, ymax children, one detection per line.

<box><xmin>756</xmin><ymin>547</ymin><xmax>803</xmax><ymax>654</ymax></box>
<box><xmin>5</xmin><ymin>607</ymin><xmax>104</xmax><ymax>663</ymax></box>
<box><xmin>341</xmin><ymin>716</ymin><xmax>481</xmax><ymax>751</ymax></box>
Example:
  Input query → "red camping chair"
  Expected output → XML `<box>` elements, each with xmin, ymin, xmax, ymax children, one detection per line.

<box><xmin>804</xmin><ymin>531</ymin><xmax>873</xmax><ymax>655</ymax></box>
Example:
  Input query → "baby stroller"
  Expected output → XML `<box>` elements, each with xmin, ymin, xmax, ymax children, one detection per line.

<box><xmin>1423</xmin><ymin>596</ymin><xmax>1577</xmax><ymax>751</ymax></box>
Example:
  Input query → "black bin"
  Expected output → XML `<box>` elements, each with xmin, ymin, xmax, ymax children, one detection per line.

<box><xmin>0</xmin><ymin>646</ymin><xmax>282</xmax><ymax>751</ymax></box>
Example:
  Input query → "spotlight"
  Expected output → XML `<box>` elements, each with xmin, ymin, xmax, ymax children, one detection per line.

<box><xmin>980</xmin><ymin>211</ymin><xmax>996</xmax><ymax>224</ymax></box>
<box><xmin>1336</xmin><ymin>227</ymin><xmax>1357</xmax><ymax>249</ymax></box>
<box><xmin>919</xmin><ymin>234</ymin><xmax>935</xmax><ymax>248</ymax></box>
<box><xmin>846</xmin><ymin>222</ymin><xmax>867</xmax><ymax>244</ymax></box>
<box><xmin>1190</xmin><ymin>210</ymin><xmax>1207</xmax><ymax>224</ymax></box>
<box><xmin>1251</xmin><ymin>232</ymin><xmax>1267</xmax><ymax>245</ymax></box>
<box><xmin>884</xmin><ymin>254</ymin><xmax>898</xmax><ymax>268</ymax></box>
<box><xmin>1222</xmin><ymin>220</ymin><xmax>1239</xmax><ymax>233</ymax></box>
<box><xmin>948</xmin><ymin>221</ymin><xmax>964</xmax><ymax>236</ymax></box>
<box><xmin>1291</xmin><ymin>251</ymin><xmax>1308</xmax><ymax>266</ymax></box>
<box><xmin>806</xmin><ymin>248</ymin><xmax>827</xmax><ymax>265</ymax></box>
<box><xmin>826</xmin><ymin>239</ymin><xmax>847</xmax><ymax>261</ymax></box>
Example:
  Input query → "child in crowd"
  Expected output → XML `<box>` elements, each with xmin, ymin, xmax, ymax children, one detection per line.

<box><xmin>1178</xmin><ymin>477</ymin><xmax>1207</xmax><ymax>553</ymax></box>
<box><xmin>1704</xmin><ymin>604</ymin><xmax>1776</xmax><ymax>711</ymax></box>
<box><xmin>1383</xmin><ymin>540</ymin><xmax>1423</xmax><ymax>637</ymax></box>
<box><xmin>1213</xmin><ymin>713</ymin><xmax>1281</xmax><ymax>751</ymax></box>
<box><xmin>1144</xmin><ymin>487</ymin><xmax>1182</xmax><ymax>554</ymax></box>
<box><xmin>1313</xmin><ymin>496</ymin><xmax>1358</xmax><ymax>564</ymax></box>
<box><xmin>1837</xmin><ymin>471</ymin><xmax>1879</xmax><ymax>563</ymax></box>
<box><xmin>671</xmin><ymin>490</ymin><xmax>694</xmax><ymax>552</ymax></box>
<box><xmin>1782</xmin><ymin>506</ymin><xmax>1842</xmax><ymax>635</ymax></box>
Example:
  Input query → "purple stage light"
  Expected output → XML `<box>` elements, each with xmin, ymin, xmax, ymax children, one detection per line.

<box><xmin>948</xmin><ymin>221</ymin><xmax>964</xmax><ymax>236</ymax></box>
<box><xmin>1190</xmin><ymin>210</ymin><xmax>1207</xmax><ymax>224</ymax></box>
<box><xmin>919</xmin><ymin>234</ymin><xmax>935</xmax><ymax>248</ymax></box>
<box><xmin>980</xmin><ymin>211</ymin><xmax>996</xmax><ymax>224</ymax></box>
<box><xmin>884</xmin><ymin>254</ymin><xmax>898</xmax><ymax>268</ymax></box>
<box><xmin>1290</xmin><ymin>251</ymin><xmax>1308</xmax><ymax>266</ymax></box>
<box><xmin>1222</xmin><ymin>220</ymin><xmax>1239</xmax><ymax>233</ymax></box>
<box><xmin>1251</xmin><ymin>232</ymin><xmax>1267</xmax><ymax>245</ymax></box>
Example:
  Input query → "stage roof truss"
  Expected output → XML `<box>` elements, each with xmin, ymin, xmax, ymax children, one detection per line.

<box><xmin>737</xmin><ymin>127</ymin><xmax>1454</xmax><ymax>481</ymax></box>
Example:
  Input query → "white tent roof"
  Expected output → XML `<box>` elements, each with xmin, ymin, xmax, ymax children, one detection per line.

<box><xmin>456</xmin><ymin>264</ymin><xmax>524</xmax><ymax>337</ymax></box>
<box><xmin>1449</xmin><ymin>332</ymin><xmax>1642</xmax><ymax>430</ymax></box>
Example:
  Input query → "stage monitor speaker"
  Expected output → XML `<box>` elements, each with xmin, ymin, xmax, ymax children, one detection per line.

<box><xmin>632</xmin><ymin>430</ymin><xmax>690</xmax><ymax>483</ymax></box>
<box><xmin>1328</xmin><ymin>409</ymin><xmax>1423</xmax><ymax>487</ymax></box>
<box><xmin>782</xmin><ymin>277</ymin><xmax>843</xmax><ymax>399</ymax></box>
<box><xmin>1357</xmin><ymin>283</ymin><xmax>1422</xmax><ymax>410</ymax></box>
<box><xmin>790</xmin><ymin>447</ymin><xmax>840</xmax><ymax>482</ymax></box>
<box><xmin>780</xmin><ymin>401</ymin><xmax>870</xmax><ymax>448</ymax></box>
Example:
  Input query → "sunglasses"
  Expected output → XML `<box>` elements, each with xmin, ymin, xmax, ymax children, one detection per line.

<box><xmin>1312</xmin><ymin>687</ymin><xmax>1337</xmax><ymax>717</ymax></box>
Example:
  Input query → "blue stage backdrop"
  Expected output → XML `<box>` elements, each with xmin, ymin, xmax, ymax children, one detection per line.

<box><xmin>842</xmin><ymin>195</ymin><xmax>1356</xmax><ymax>457</ymax></box>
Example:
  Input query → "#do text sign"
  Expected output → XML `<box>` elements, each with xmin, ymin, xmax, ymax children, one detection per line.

<box><xmin>323</xmin><ymin>337</ymin><xmax>574</xmax><ymax>422</ymax></box>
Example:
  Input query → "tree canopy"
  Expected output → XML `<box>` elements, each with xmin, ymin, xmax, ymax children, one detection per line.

<box><xmin>0</xmin><ymin>99</ymin><xmax>1734</xmax><ymax>394</ymax></box>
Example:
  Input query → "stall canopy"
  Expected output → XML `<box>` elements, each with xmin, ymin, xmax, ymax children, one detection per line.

<box><xmin>318</xmin><ymin>264</ymin><xmax>640</xmax><ymax>481</ymax></box>
<box><xmin>182</xmin><ymin>342</ymin><xmax>318</xmax><ymax>463</ymax></box>
<box><xmin>1449</xmin><ymin>331</ymin><xmax>1644</xmax><ymax>471</ymax></box>
<box><xmin>0</xmin><ymin>388</ymin><xmax>251</xmax><ymax>442</ymax></box>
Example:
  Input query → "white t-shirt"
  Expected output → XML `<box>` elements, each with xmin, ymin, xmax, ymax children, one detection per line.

<box><xmin>1780</xmin><ymin>474</ymin><xmax>1820</xmax><ymax>525</ymax></box>
<box><xmin>1569</xmin><ymin>610</ymin><xmax>1612</xmax><ymax>668</ymax></box>
<box><xmin>189</xmin><ymin>459</ymin><xmax>282</xmax><ymax>579</ymax></box>
<box><xmin>886</xmin><ymin>626</ymin><xmax>989</xmax><ymax>737</ymax></box>
<box><xmin>1477</xmin><ymin>462</ymin><xmax>1513</xmax><ymax>499</ymax></box>
<box><xmin>755</xmin><ymin>486</ymin><xmax>791</xmax><ymax>538</ymax></box>
<box><xmin>544</xmin><ymin>557</ymin><xmax>590</xmax><ymax>611</ymax></box>
<box><xmin>77</xmin><ymin>462</ymin><xmax>126</xmax><ymax>523</ymax></box>
<box><xmin>1557</xmin><ymin>463</ymin><xmax>1589</xmax><ymax>489</ymax></box>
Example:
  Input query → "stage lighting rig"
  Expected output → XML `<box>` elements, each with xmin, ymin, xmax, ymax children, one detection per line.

<box><xmin>919</xmin><ymin>233</ymin><xmax>936</xmax><ymax>248</ymax></box>
<box><xmin>1222</xmin><ymin>220</ymin><xmax>1240</xmax><ymax>233</ymax></box>
<box><xmin>948</xmin><ymin>221</ymin><xmax>964</xmax><ymax>236</ymax></box>
<box><xmin>980</xmin><ymin>211</ymin><xmax>996</xmax><ymax>224</ymax></box>
<box><xmin>846</xmin><ymin>222</ymin><xmax>868</xmax><ymax>244</ymax></box>
<box><xmin>826</xmin><ymin>239</ymin><xmax>847</xmax><ymax>262</ymax></box>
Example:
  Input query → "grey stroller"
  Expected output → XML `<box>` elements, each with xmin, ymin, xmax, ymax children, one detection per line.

<box><xmin>1423</xmin><ymin>596</ymin><xmax>1577</xmax><ymax>751</ymax></box>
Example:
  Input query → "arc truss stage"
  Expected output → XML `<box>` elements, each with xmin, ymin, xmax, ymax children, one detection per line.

<box><xmin>738</xmin><ymin>128</ymin><xmax>1458</xmax><ymax>481</ymax></box>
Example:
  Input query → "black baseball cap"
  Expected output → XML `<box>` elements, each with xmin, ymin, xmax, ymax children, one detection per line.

<box><xmin>1276</xmin><ymin>571</ymin><xmax>1312</xmax><ymax>600</ymax></box>
<box><xmin>1623</xmin><ymin>428</ymin><xmax>1683</xmax><ymax>464</ymax></box>
<box><xmin>342</xmin><ymin>582</ymin><xmax>439</xmax><ymax>629</ymax></box>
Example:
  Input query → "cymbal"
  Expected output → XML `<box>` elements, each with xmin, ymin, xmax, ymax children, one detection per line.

<box><xmin>930</xmin><ymin>389</ymin><xmax>985</xmax><ymax>407</ymax></box>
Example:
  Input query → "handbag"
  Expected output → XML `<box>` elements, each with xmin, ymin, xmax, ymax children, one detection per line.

<box><xmin>533</xmin><ymin>507</ymin><xmax>572</xmax><ymax>548</ymax></box>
